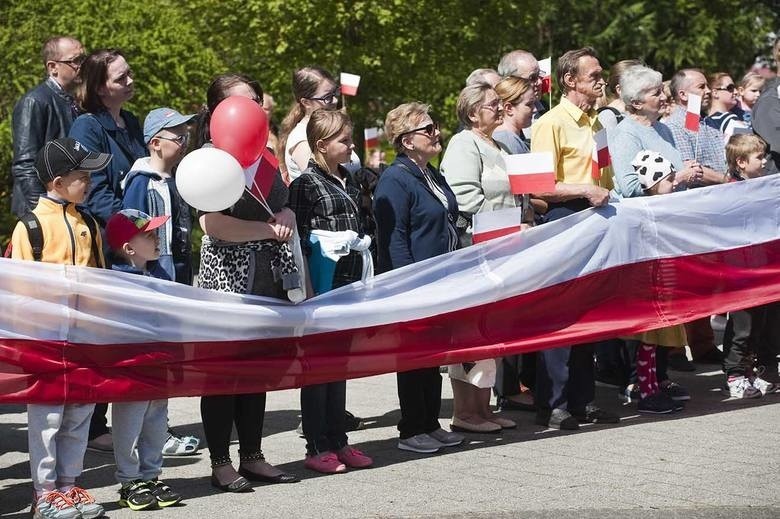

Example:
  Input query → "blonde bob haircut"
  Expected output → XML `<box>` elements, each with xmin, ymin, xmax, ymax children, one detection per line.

<box><xmin>385</xmin><ymin>102</ymin><xmax>432</xmax><ymax>153</ymax></box>
<box><xmin>306</xmin><ymin>109</ymin><xmax>353</xmax><ymax>172</ymax></box>
<box><xmin>456</xmin><ymin>83</ymin><xmax>493</xmax><ymax>129</ymax></box>
<box><xmin>494</xmin><ymin>76</ymin><xmax>533</xmax><ymax>106</ymax></box>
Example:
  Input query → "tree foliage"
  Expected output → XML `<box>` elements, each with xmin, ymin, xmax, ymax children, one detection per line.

<box><xmin>0</xmin><ymin>0</ymin><xmax>776</xmax><ymax>244</ymax></box>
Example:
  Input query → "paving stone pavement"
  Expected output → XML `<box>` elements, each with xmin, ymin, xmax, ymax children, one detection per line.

<box><xmin>2</xmin><ymin>366</ymin><xmax>779</xmax><ymax>518</ymax></box>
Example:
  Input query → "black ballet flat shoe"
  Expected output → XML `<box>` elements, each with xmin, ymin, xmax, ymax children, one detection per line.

<box><xmin>210</xmin><ymin>474</ymin><xmax>253</xmax><ymax>493</ymax></box>
<box><xmin>238</xmin><ymin>466</ymin><xmax>300</xmax><ymax>484</ymax></box>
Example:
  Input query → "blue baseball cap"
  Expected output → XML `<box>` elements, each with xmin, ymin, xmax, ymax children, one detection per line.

<box><xmin>143</xmin><ymin>107</ymin><xmax>195</xmax><ymax>144</ymax></box>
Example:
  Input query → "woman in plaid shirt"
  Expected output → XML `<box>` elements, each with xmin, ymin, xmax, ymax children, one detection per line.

<box><xmin>288</xmin><ymin>109</ymin><xmax>374</xmax><ymax>474</ymax></box>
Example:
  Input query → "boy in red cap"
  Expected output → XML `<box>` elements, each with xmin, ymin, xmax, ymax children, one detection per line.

<box><xmin>104</xmin><ymin>209</ymin><xmax>183</xmax><ymax>511</ymax></box>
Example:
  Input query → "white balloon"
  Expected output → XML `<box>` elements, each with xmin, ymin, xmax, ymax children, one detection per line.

<box><xmin>176</xmin><ymin>148</ymin><xmax>245</xmax><ymax>212</ymax></box>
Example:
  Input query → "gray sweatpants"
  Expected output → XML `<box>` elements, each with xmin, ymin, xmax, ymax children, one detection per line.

<box><xmin>111</xmin><ymin>400</ymin><xmax>167</xmax><ymax>483</ymax></box>
<box><xmin>28</xmin><ymin>403</ymin><xmax>95</xmax><ymax>492</ymax></box>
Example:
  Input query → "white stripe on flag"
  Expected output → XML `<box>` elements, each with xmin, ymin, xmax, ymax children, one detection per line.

<box><xmin>340</xmin><ymin>72</ymin><xmax>361</xmax><ymax>96</ymax></box>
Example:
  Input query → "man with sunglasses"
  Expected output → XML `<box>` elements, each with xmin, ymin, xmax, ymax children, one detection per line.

<box><xmin>12</xmin><ymin>36</ymin><xmax>85</xmax><ymax>217</ymax></box>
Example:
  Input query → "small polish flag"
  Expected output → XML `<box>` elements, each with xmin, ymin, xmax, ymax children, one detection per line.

<box><xmin>505</xmin><ymin>152</ymin><xmax>556</xmax><ymax>194</ymax></box>
<box><xmin>685</xmin><ymin>93</ymin><xmax>702</xmax><ymax>132</ymax></box>
<box><xmin>591</xmin><ymin>128</ymin><xmax>610</xmax><ymax>180</ymax></box>
<box><xmin>340</xmin><ymin>73</ymin><xmax>361</xmax><ymax>96</ymax></box>
<box><xmin>472</xmin><ymin>206</ymin><xmax>525</xmax><ymax>244</ymax></box>
<box><xmin>364</xmin><ymin>127</ymin><xmax>380</xmax><ymax>149</ymax></box>
<box><xmin>244</xmin><ymin>147</ymin><xmax>278</xmax><ymax>203</ymax></box>
<box><xmin>538</xmin><ymin>57</ymin><xmax>552</xmax><ymax>94</ymax></box>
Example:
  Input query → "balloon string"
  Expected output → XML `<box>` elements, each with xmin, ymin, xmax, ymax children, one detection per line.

<box><xmin>246</xmin><ymin>183</ymin><xmax>275</xmax><ymax>218</ymax></box>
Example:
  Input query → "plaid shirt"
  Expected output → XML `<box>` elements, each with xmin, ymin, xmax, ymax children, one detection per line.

<box><xmin>667</xmin><ymin>106</ymin><xmax>726</xmax><ymax>173</ymax></box>
<box><xmin>288</xmin><ymin>162</ymin><xmax>366</xmax><ymax>289</ymax></box>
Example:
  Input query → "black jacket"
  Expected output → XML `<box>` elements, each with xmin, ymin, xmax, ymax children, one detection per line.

<box><xmin>11</xmin><ymin>78</ymin><xmax>77</xmax><ymax>217</ymax></box>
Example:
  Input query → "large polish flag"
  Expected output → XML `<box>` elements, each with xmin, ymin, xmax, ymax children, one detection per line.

<box><xmin>472</xmin><ymin>207</ymin><xmax>525</xmax><ymax>244</ymax></box>
<box><xmin>340</xmin><ymin>73</ymin><xmax>361</xmax><ymax>96</ymax></box>
<box><xmin>505</xmin><ymin>152</ymin><xmax>555</xmax><ymax>194</ymax></box>
<box><xmin>685</xmin><ymin>93</ymin><xmax>702</xmax><ymax>131</ymax></box>
<box><xmin>364</xmin><ymin>127</ymin><xmax>380</xmax><ymax>149</ymax></box>
<box><xmin>3</xmin><ymin>177</ymin><xmax>780</xmax><ymax>404</ymax></box>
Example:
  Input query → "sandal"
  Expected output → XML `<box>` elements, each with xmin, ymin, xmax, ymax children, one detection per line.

<box><xmin>162</xmin><ymin>430</ymin><xmax>200</xmax><ymax>456</ymax></box>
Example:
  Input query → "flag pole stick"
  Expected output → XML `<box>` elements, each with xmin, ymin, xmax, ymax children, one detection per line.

<box><xmin>694</xmin><ymin>130</ymin><xmax>700</xmax><ymax>163</ymax></box>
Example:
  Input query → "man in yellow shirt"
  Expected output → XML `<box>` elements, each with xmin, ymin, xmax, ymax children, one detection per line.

<box><xmin>530</xmin><ymin>47</ymin><xmax>619</xmax><ymax>429</ymax></box>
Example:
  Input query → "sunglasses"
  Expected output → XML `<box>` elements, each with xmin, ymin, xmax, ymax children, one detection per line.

<box><xmin>55</xmin><ymin>54</ymin><xmax>86</xmax><ymax>70</ymax></box>
<box><xmin>397</xmin><ymin>122</ymin><xmax>439</xmax><ymax>141</ymax></box>
<box><xmin>714</xmin><ymin>83</ymin><xmax>736</xmax><ymax>93</ymax></box>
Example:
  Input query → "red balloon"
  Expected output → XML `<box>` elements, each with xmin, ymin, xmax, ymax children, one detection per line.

<box><xmin>210</xmin><ymin>96</ymin><xmax>269</xmax><ymax>167</ymax></box>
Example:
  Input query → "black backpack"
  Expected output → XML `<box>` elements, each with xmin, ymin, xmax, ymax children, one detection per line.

<box><xmin>6</xmin><ymin>208</ymin><xmax>103</xmax><ymax>267</ymax></box>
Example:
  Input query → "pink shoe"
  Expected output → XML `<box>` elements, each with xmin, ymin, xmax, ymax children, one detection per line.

<box><xmin>304</xmin><ymin>452</ymin><xmax>347</xmax><ymax>474</ymax></box>
<box><xmin>336</xmin><ymin>445</ymin><xmax>373</xmax><ymax>469</ymax></box>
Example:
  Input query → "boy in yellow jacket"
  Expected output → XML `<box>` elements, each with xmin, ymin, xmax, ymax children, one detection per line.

<box><xmin>11</xmin><ymin>137</ymin><xmax>110</xmax><ymax>519</ymax></box>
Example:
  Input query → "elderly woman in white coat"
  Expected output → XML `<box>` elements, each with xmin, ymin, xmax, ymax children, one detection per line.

<box><xmin>440</xmin><ymin>83</ymin><xmax>522</xmax><ymax>433</ymax></box>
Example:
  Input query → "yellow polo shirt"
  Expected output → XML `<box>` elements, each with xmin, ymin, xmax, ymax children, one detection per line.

<box><xmin>530</xmin><ymin>96</ymin><xmax>613</xmax><ymax>189</ymax></box>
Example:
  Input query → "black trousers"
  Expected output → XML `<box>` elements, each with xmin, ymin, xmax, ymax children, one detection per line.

<box><xmin>535</xmin><ymin>343</ymin><xmax>595</xmax><ymax>414</ymax></box>
<box><xmin>300</xmin><ymin>381</ymin><xmax>347</xmax><ymax>454</ymax></box>
<box><xmin>88</xmin><ymin>403</ymin><xmax>110</xmax><ymax>440</ymax></box>
<box><xmin>397</xmin><ymin>367</ymin><xmax>442</xmax><ymax>439</ymax></box>
<box><xmin>200</xmin><ymin>393</ymin><xmax>266</xmax><ymax>463</ymax></box>
<box><xmin>495</xmin><ymin>353</ymin><xmax>536</xmax><ymax>397</ymax></box>
<box><xmin>723</xmin><ymin>304</ymin><xmax>780</xmax><ymax>376</ymax></box>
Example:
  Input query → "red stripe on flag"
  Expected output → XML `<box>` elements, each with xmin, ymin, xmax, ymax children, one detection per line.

<box><xmin>592</xmin><ymin>159</ymin><xmax>601</xmax><ymax>180</ymax></box>
<box><xmin>4</xmin><ymin>239</ymin><xmax>780</xmax><ymax>403</ymax></box>
<box><xmin>685</xmin><ymin>112</ymin><xmax>700</xmax><ymax>132</ymax></box>
<box><xmin>508</xmin><ymin>172</ymin><xmax>555</xmax><ymax>194</ymax></box>
<box><xmin>597</xmin><ymin>146</ymin><xmax>611</xmax><ymax>168</ymax></box>
<box><xmin>341</xmin><ymin>85</ymin><xmax>358</xmax><ymax>96</ymax></box>
<box><xmin>472</xmin><ymin>225</ymin><xmax>523</xmax><ymax>244</ymax></box>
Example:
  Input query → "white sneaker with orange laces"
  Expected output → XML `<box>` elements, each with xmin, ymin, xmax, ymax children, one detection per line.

<box><xmin>64</xmin><ymin>487</ymin><xmax>104</xmax><ymax>519</ymax></box>
<box><xmin>32</xmin><ymin>491</ymin><xmax>80</xmax><ymax>519</ymax></box>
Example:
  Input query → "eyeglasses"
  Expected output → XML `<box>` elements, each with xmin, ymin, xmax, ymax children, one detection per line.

<box><xmin>397</xmin><ymin>122</ymin><xmax>439</xmax><ymax>140</ymax></box>
<box><xmin>714</xmin><ymin>84</ymin><xmax>736</xmax><ymax>93</ymax></box>
<box><xmin>480</xmin><ymin>100</ymin><xmax>502</xmax><ymax>112</ymax></box>
<box><xmin>308</xmin><ymin>90</ymin><xmax>339</xmax><ymax>104</ymax></box>
<box><xmin>55</xmin><ymin>54</ymin><xmax>86</xmax><ymax>70</ymax></box>
<box><xmin>156</xmin><ymin>134</ymin><xmax>189</xmax><ymax>146</ymax></box>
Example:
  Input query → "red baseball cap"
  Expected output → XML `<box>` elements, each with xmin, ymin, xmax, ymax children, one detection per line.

<box><xmin>106</xmin><ymin>209</ymin><xmax>170</xmax><ymax>251</ymax></box>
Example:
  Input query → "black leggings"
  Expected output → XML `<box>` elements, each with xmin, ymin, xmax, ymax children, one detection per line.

<box><xmin>200</xmin><ymin>393</ymin><xmax>266</xmax><ymax>464</ymax></box>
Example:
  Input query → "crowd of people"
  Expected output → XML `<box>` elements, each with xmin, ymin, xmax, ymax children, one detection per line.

<box><xmin>6</xmin><ymin>34</ymin><xmax>780</xmax><ymax>518</ymax></box>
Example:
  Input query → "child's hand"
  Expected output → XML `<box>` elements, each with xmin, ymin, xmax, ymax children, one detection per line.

<box><xmin>270</xmin><ymin>208</ymin><xmax>296</xmax><ymax>242</ymax></box>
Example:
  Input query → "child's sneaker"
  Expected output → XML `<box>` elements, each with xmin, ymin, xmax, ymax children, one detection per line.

<box><xmin>31</xmin><ymin>492</ymin><xmax>80</xmax><ymax>519</ymax></box>
<box><xmin>118</xmin><ymin>480</ymin><xmax>157</xmax><ymax>511</ymax></box>
<box><xmin>750</xmin><ymin>367</ymin><xmax>779</xmax><ymax>396</ymax></box>
<box><xmin>304</xmin><ymin>451</ymin><xmax>347</xmax><ymax>474</ymax></box>
<box><xmin>726</xmin><ymin>376</ymin><xmax>762</xmax><ymax>399</ymax></box>
<box><xmin>64</xmin><ymin>487</ymin><xmax>104</xmax><ymax>518</ymax></box>
<box><xmin>146</xmin><ymin>479</ymin><xmax>182</xmax><ymax>508</ymax></box>
<box><xmin>336</xmin><ymin>445</ymin><xmax>373</xmax><ymax>468</ymax></box>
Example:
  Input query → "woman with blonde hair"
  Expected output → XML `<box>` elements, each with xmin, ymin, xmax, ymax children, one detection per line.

<box><xmin>373</xmin><ymin>102</ymin><xmax>465</xmax><ymax>454</ymax></box>
<box><xmin>288</xmin><ymin>109</ymin><xmax>374</xmax><ymax>473</ymax></box>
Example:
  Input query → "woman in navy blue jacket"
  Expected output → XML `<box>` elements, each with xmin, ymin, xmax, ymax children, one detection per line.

<box><xmin>373</xmin><ymin>102</ymin><xmax>464</xmax><ymax>454</ymax></box>
<box><xmin>69</xmin><ymin>49</ymin><xmax>147</xmax><ymax>228</ymax></box>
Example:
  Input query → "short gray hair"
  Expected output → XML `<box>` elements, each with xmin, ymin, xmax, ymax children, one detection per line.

<box><xmin>497</xmin><ymin>49</ymin><xmax>535</xmax><ymax>77</ymax></box>
<box><xmin>620</xmin><ymin>65</ymin><xmax>663</xmax><ymax>106</ymax></box>
<box><xmin>466</xmin><ymin>68</ymin><xmax>499</xmax><ymax>87</ymax></box>
<box><xmin>456</xmin><ymin>83</ymin><xmax>492</xmax><ymax>128</ymax></box>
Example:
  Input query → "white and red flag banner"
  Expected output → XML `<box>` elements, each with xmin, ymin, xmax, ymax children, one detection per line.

<box><xmin>3</xmin><ymin>177</ymin><xmax>780</xmax><ymax>404</ymax></box>
<box><xmin>591</xmin><ymin>128</ymin><xmax>610</xmax><ymax>180</ymax></box>
<box><xmin>505</xmin><ymin>152</ymin><xmax>555</xmax><ymax>194</ymax></box>
<box><xmin>685</xmin><ymin>93</ymin><xmax>703</xmax><ymax>132</ymax></box>
<box><xmin>472</xmin><ymin>207</ymin><xmax>525</xmax><ymax>244</ymax></box>
<box><xmin>340</xmin><ymin>73</ymin><xmax>361</xmax><ymax>96</ymax></box>
<box><xmin>538</xmin><ymin>57</ymin><xmax>552</xmax><ymax>94</ymax></box>
<box><xmin>364</xmin><ymin>127</ymin><xmax>380</xmax><ymax>149</ymax></box>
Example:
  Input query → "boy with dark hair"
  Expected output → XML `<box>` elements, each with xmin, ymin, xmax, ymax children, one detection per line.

<box><xmin>11</xmin><ymin>137</ymin><xmax>110</xmax><ymax>519</ymax></box>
